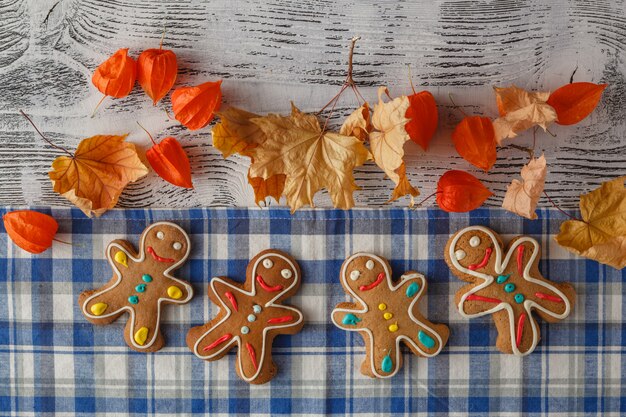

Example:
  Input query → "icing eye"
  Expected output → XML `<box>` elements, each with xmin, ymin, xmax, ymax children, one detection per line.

<box><xmin>365</xmin><ymin>260</ymin><xmax>375</xmax><ymax>270</ymax></box>
<box><xmin>349</xmin><ymin>270</ymin><xmax>360</xmax><ymax>281</ymax></box>
<box><xmin>281</xmin><ymin>269</ymin><xmax>293</xmax><ymax>279</ymax></box>
<box><xmin>469</xmin><ymin>236</ymin><xmax>481</xmax><ymax>247</ymax></box>
<box><xmin>156</xmin><ymin>231</ymin><xmax>164</xmax><ymax>240</ymax></box>
<box><xmin>172</xmin><ymin>242</ymin><xmax>182</xmax><ymax>250</ymax></box>
<box><xmin>455</xmin><ymin>249</ymin><xmax>466</xmax><ymax>260</ymax></box>
<box><xmin>262</xmin><ymin>258</ymin><xmax>273</xmax><ymax>269</ymax></box>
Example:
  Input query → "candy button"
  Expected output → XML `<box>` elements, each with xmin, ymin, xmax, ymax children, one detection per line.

<box><xmin>504</xmin><ymin>283</ymin><xmax>516</xmax><ymax>293</ymax></box>
<box><xmin>135</xmin><ymin>284</ymin><xmax>146</xmax><ymax>293</ymax></box>
<box><xmin>514</xmin><ymin>294</ymin><xmax>525</xmax><ymax>304</ymax></box>
<box><xmin>383</xmin><ymin>312</ymin><xmax>393</xmax><ymax>320</ymax></box>
<box><xmin>172</xmin><ymin>242</ymin><xmax>182</xmax><ymax>250</ymax></box>
<box><xmin>90</xmin><ymin>302</ymin><xmax>107</xmax><ymax>316</ymax></box>
<box><xmin>241</xmin><ymin>326</ymin><xmax>250</xmax><ymax>335</ymax></box>
<box><xmin>253</xmin><ymin>305</ymin><xmax>262</xmax><ymax>314</ymax></box>
<box><xmin>114</xmin><ymin>251</ymin><xmax>128</xmax><ymax>267</ymax></box>
<box><xmin>418</xmin><ymin>330</ymin><xmax>436</xmax><ymax>349</ymax></box>
<box><xmin>167</xmin><ymin>285</ymin><xmax>183</xmax><ymax>299</ymax></box>
<box><xmin>496</xmin><ymin>274</ymin><xmax>510</xmax><ymax>284</ymax></box>
<box><xmin>378</xmin><ymin>303</ymin><xmax>387</xmax><ymax>311</ymax></box>
<box><xmin>342</xmin><ymin>313</ymin><xmax>361</xmax><ymax>325</ymax></box>
<box><xmin>142</xmin><ymin>274</ymin><xmax>153</xmax><ymax>283</ymax></box>
<box><xmin>366</xmin><ymin>260</ymin><xmax>375</xmax><ymax>270</ymax></box>
<box><xmin>128</xmin><ymin>295</ymin><xmax>139</xmax><ymax>304</ymax></box>
<box><xmin>388</xmin><ymin>323</ymin><xmax>399</xmax><ymax>332</ymax></box>
<box><xmin>381</xmin><ymin>353</ymin><xmax>393</xmax><ymax>373</ymax></box>
<box><xmin>134</xmin><ymin>327</ymin><xmax>149</xmax><ymax>346</ymax></box>
<box><xmin>247</xmin><ymin>314</ymin><xmax>256</xmax><ymax>322</ymax></box>
<box><xmin>406</xmin><ymin>282</ymin><xmax>420</xmax><ymax>298</ymax></box>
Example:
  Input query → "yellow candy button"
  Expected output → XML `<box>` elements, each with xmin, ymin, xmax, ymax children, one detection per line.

<box><xmin>134</xmin><ymin>327</ymin><xmax>149</xmax><ymax>346</ymax></box>
<box><xmin>114</xmin><ymin>251</ymin><xmax>128</xmax><ymax>267</ymax></box>
<box><xmin>383</xmin><ymin>312</ymin><xmax>393</xmax><ymax>320</ymax></box>
<box><xmin>167</xmin><ymin>285</ymin><xmax>183</xmax><ymax>299</ymax></box>
<box><xmin>388</xmin><ymin>323</ymin><xmax>399</xmax><ymax>332</ymax></box>
<box><xmin>90</xmin><ymin>302</ymin><xmax>108</xmax><ymax>316</ymax></box>
<box><xmin>378</xmin><ymin>303</ymin><xmax>387</xmax><ymax>311</ymax></box>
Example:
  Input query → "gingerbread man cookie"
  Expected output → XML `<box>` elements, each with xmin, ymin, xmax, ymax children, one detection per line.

<box><xmin>445</xmin><ymin>226</ymin><xmax>576</xmax><ymax>356</ymax></box>
<box><xmin>331</xmin><ymin>253</ymin><xmax>449</xmax><ymax>378</ymax></box>
<box><xmin>187</xmin><ymin>249</ymin><xmax>304</xmax><ymax>384</ymax></box>
<box><xmin>79</xmin><ymin>222</ymin><xmax>193</xmax><ymax>352</ymax></box>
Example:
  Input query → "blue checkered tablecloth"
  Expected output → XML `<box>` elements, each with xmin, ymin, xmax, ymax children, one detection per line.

<box><xmin>1</xmin><ymin>207</ymin><xmax>624</xmax><ymax>416</ymax></box>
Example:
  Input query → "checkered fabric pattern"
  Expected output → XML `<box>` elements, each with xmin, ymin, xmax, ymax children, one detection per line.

<box><xmin>0</xmin><ymin>207</ymin><xmax>624</xmax><ymax>416</ymax></box>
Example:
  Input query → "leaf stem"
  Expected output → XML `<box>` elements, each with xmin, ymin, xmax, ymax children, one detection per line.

<box><xmin>448</xmin><ymin>93</ymin><xmax>468</xmax><ymax>117</ymax></box>
<box><xmin>542</xmin><ymin>191</ymin><xmax>583</xmax><ymax>222</ymax></box>
<box><xmin>415</xmin><ymin>191</ymin><xmax>439</xmax><ymax>207</ymax></box>
<box><xmin>90</xmin><ymin>95</ymin><xmax>107</xmax><ymax>118</ymax></box>
<box><xmin>53</xmin><ymin>237</ymin><xmax>73</xmax><ymax>245</ymax></box>
<box><xmin>507</xmin><ymin>143</ymin><xmax>534</xmax><ymax>159</ymax></box>
<box><xmin>160</xmin><ymin>25</ymin><xmax>166</xmax><ymax>49</ymax></box>
<box><xmin>407</xmin><ymin>64</ymin><xmax>416</xmax><ymax>94</ymax></box>
<box><xmin>136</xmin><ymin>121</ymin><xmax>158</xmax><ymax>146</ymax></box>
<box><xmin>19</xmin><ymin>110</ymin><xmax>73</xmax><ymax>157</ymax></box>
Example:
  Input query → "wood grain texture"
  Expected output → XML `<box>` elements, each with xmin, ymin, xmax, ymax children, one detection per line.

<box><xmin>0</xmin><ymin>0</ymin><xmax>624</xmax><ymax>210</ymax></box>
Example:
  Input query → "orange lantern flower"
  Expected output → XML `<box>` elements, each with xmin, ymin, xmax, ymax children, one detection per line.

<box><xmin>138</xmin><ymin>123</ymin><xmax>193</xmax><ymax>188</ymax></box>
<box><xmin>137</xmin><ymin>44</ymin><xmax>178</xmax><ymax>105</ymax></box>
<box><xmin>546</xmin><ymin>82</ymin><xmax>607</xmax><ymax>125</ymax></box>
<box><xmin>405</xmin><ymin>90</ymin><xmax>438</xmax><ymax>151</ymax></box>
<box><xmin>92</xmin><ymin>48</ymin><xmax>137</xmax><ymax>99</ymax></box>
<box><xmin>3</xmin><ymin>210</ymin><xmax>58</xmax><ymax>254</ymax></box>
<box><xmin>436</xmin><ymin>170</ymin><xmax>493</xmax><ymax>212</ymax></box>
<box><xmin>171</xmin><ymin>80</ymin><xmax>222</xmax><ymax>130</ymax></box>
<box><xmin>452</xmin><ymin>116</ymin><xmax>497</xmax><ymax>172</ymax></box>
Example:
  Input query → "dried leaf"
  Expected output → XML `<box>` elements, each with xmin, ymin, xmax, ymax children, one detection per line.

<box><xmin>3</xmin><ymin>210</ymin><xmax>58</xmax><ymax>254</ymax></box>
<box><xmin>492</xmin><ymin>85</ymin><xmax>557</xmax><ymax>144</ymax></box>
<box><xmin>92</xmin><ymin>48</ymin><xmax>137</xmax><ymax>98</ymax></box>
<box><xmin>49</xmin><ymin>135</ymin><xmax>149</xmax><ymax>217</ymax></box>
<box><xmin>340</xmin><ymin>103</ymin><xmax>372</xmax><ymax>141</ymax></box>
<box><xmin>146</xmin><ymin>137</ymin><xmax>193</xmax><ymax>189</ymax></box>
<box><xmin>248</xmin><ymin>173</ymin><xmax>286</xmax><ymax>206</ymax></box>
<box><xmin>248</xmin><ymin>104</ymin><xmax>370</xmax><ymax>212</ymax></box>
<box><xmin>405</xmin><ymin>90</ymin><xmax>438</xmax><ymax>151</ymax></box>
<box><xmin>389</xmin><ymin>162</ymin><xmax>419</xmax><ymax>203</ymax></box>
<box><xmin>451</xmin><ymin>116</ymin><xmax>497</xmax><ymax>172</ymax></box>
<box><xmin>546</xmin><ymin>82</ymin><xmax>607</xmax><ymax>125</ymax></box>
<box><xmin>369</xmin><ymin>87</ymin><xmax>418</xmax><ymax>201</ymax></box>
<box><xmin>436</xmin><ymin>170</ymin><xmax>493</xmax><ymax>212</ymax></box>
<box><xmin>137</xmin><ymin>48</ymin><xmax>177</xmax><ymax>105</ymax></box>
<box><xmin>502</xmin><ymin>154</ymin><xmax>547</xmax><ymax>220</ymax></box>
<box><xmin>171</xmin><ymin>80</ymin><xmax>222</xmax><ymax>130</ymax></box>
<box><xmin>555</xmin><ymin>176</ymin><xmax>626</xmax><ymax>269</ymax></box>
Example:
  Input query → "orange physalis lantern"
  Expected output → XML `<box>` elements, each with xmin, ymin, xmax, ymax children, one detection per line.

<box><xmin>436</xmin><ymin>170</ymin><xmax>493</xmax><ymax>212</ymax></box>
<box><xmin>405</xmin><ymin>91</ymin><xmax>438</xmax><ymax>151</ymax></box>
<box><xmin>171</xmin><ymin>80</ymin><xmax>222</xmax><ymax>130</ymax></box>
<box><xmin>546</xmin><ymin>82</ymin><xmax>607</xmax><ymax>125</ymax></box>
<box><xmin>138</xmin><ymin>123</ymin><xmax>193</xmax><ymax>188</ymax></box>
<box><xmin>3</xmin><ymin>210</ymin><xmax>58</xmax><ymax>254</ymax></box>
<box><xmin>92</xmin><ymin>48</ymin><xmax>137</xmax><ymax>99</ymax></box>
<box><xmin>137</xmin><ymin>44</ymin><xmax>178</xmax><ymax>105</ymax></box>
<box><xmin>452</xmin><ymin>116</ymin><xmax>497</xmax><ymax>172</ymax></box>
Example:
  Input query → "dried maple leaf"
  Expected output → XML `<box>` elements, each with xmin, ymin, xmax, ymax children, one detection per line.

<box><xmin>368</xmin><ymin>86</ymin><xmax>419</xmax><ymax>201</ymax></box>
<box><xmin>248</xmin><ymin>104</ymin><xmax>370</xmax><ymax>212</ymax></box>
<box><xmin>340</xmin><ymin>104</ymin><xmax>371</xmax><ymax>141</ymax></box>
<box><xmin>492</xmin><ymin>85</ymin><xmax>557</xmax><ymax>144</ymax></box>
<box><xmin>212</xmin><ymin>107</ymin><xmax>286</xmax><ymax>204</ymax></box>
<box><xmin>171</xmin><ymin>80</ymin><xmax>222</xmax><ymax>130</ymax></box>
<box><xmin>502</xmin><ymin>154</ymin><xmax>547</xmax><ymax>220</ymax></box>
<box><xmin>555</xmin><ymin>176</ymin><xmax>626</xmax><ymax>269</ymax></box>
<box><xmin>546</xmin><ymin>82</ymin><xmax>607</xmax><ymax>125</ymax></box>
<box><xmin>452</xmin><ymin>116</ymin><xmax>497</xmax><ymax>172</ymax></box>
<box><xmin>436</xmin><ymin>170</ymin><xmax>492</xmax><ymax>212</ymax></box>
<box><xmin>49</xmin><ymin>135</ymin><xmax>148</xmax><ymax>217</ymax></box>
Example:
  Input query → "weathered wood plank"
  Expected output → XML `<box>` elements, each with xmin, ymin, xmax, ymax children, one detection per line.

<box><xmin>0</xmin><ymin>0</ymin><xmax>624</xmax><ymax>210</ymax></box>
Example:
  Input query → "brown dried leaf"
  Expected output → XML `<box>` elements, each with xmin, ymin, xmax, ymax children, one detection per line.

<box><xmin>502</xmin><ymin>154</ymin><xmax>547</xmax><ymax>220</ymax></box>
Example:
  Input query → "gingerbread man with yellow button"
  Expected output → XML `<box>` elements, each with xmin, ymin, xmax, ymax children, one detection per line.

<box><xmin>79</xmin><ymin>222</ymin><xmax>193</xmax><ymax>352</ymax></box>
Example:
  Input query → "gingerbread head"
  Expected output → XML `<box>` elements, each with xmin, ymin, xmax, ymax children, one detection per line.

<box><xmin>79</xmin><ymin>221</ymin><xmax>193</xmax><ymax>352</ymax></box>
<box><xmin>445</xmin><ymin>226</ymin><xmax>576</xmax><ymax>355</ymax></box>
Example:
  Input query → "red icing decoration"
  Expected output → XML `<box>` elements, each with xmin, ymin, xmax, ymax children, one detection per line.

<box><xmin>225</xmin><ymin>291</ymin><xmax>238</xmax><ymax>311</ymax></box>
<box><xmin>246</xmin><ymin>342</ymin><xmax>258</xmax><ymax>371</ymax></box>
<box><xmin>516</xmin><ymin>313</ymin><xmax>527</xmax><ymax>348</ymax></box>
<box><xmin>203</xmin><ymin>333</ymin><xmax>232</xmax><ymax>351</ymax></box>
<box><xmin>267</xmin><ymin>315</ymin><xmax>293</xmax><ymax>324</ymax></box>
<box><xmin>466</xmin><ymin>294</ymin><xmax>501</xmax><ymax>304</ymax></box>
<box><xmin>517</xmin><ymin>245</ymin><xmax>525</xmax><ymax>276</ymax></box>
<box><xmin>359</xmin><ymin>272</ymin><xmax>385</xmax><ymax>291</ymax></box>
<box><xmin>256</xmin><ymin>275</ymin><xmax>283</xmax><ymax>292</ymax></box>
<box><xmin>147</xmin><ymin>246</ymin><xmax>175</xmax><ymax>263</ymax></box>
<box><xmin>534</xmin><ymin>292</ymin><xmax>563</xmax><ymax>303</ymax></box>
<box><xmin>468</xmin><ymin>247</ymin><xmax>492</xmax><ymax>270</ymax></box>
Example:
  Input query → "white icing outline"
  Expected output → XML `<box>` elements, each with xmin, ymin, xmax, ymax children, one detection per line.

<box><xmin>192</xmin><ymin>252</ymin><xmax>303</xmax><ymax>383</ymax></box>
<box><xmin>81</xmin><ymin>222</ymin><xmax>193</xmax><ymax>350</ymax></box>
<box><xmin>331</xmin><ymin>253</ymin><xmax>444</xmax><ymax>378</ymax></box>
<box><xmin>448</xmin><ymin>226</ymin><xmax>572</xmax><ymax>356</ymax></box>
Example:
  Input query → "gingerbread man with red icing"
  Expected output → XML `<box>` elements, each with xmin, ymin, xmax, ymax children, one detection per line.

<box><xmin>187</xmin><ymin>249</ymin><xmax>304</xmax><ymax>384</ymax></box>
<box><xmin>445</xmin><ymin>226</ymin><xmax>576</xmax><ymax>355</ymax></box>
<box><xmin>79</xmin><ymin>222</ymin><xmax>193</xmax><ymax>352</ymax></box>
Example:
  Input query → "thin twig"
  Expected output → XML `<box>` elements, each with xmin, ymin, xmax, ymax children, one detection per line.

<box><xmin>407</xmin><ymin>64</ymin><xmax>416</xmax><ymax>94</ymax></box>
<box><xmin>543</xmin><ymin>191</ymin><xmax>583</xmax><ymax>222</ymax></box>
<box><xmin>20</xmin><ymin>110</ymin><xmax>73</xmax><ymax>157</ymax></box>
<box><xmin>136</xmin><ymin>121</ymin><xmax>158</xmax><ymax>145</ymax></box>
<box><xmin>415</xmin><ymin>191</ymin><xmax>439</xmax><ymax>207</ymax></box>
<box><xmin>345</xmin><ymin>36</ymin><xmax>361</xmax><ymax>87</ymax></box>
<box><xmin>507</xmin><ymin>143</ymin><xmax>534</xmax><ymax>159</ymax></box>
<box><xmin>90</xmin><ymin>95</ymin><xmax>107</xmax><ymax>118</ymax></box>
<box><xmin>448</xmin><ymin>93</ymin><xmax>468</xmax><ymax>117</ymax></box>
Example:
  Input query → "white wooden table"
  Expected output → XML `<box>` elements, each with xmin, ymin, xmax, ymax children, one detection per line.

<box><xmin>1</xmin><ymin>0</ymin><xmax>624</xmax><ymax>210</ymax></box>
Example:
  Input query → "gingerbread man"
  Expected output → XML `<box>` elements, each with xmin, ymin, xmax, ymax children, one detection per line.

<box><xmin>187</xmin><ymin>249</ymin><xmax>304</xmax><ymax>384</ymax></box>
<box><xmin>79</xmin><ymin>222</ymin><xmax>193</xmax><ymax>352</ymax></box>
<box><xmin>445</xmin><ymin>226</ymin><xmax>576</xmax><ymax>356</ymax></box>
<box><xmin>331</xmin><ymin>253</ymin><xmax>449</xmax><ymax>378</ymax></box>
